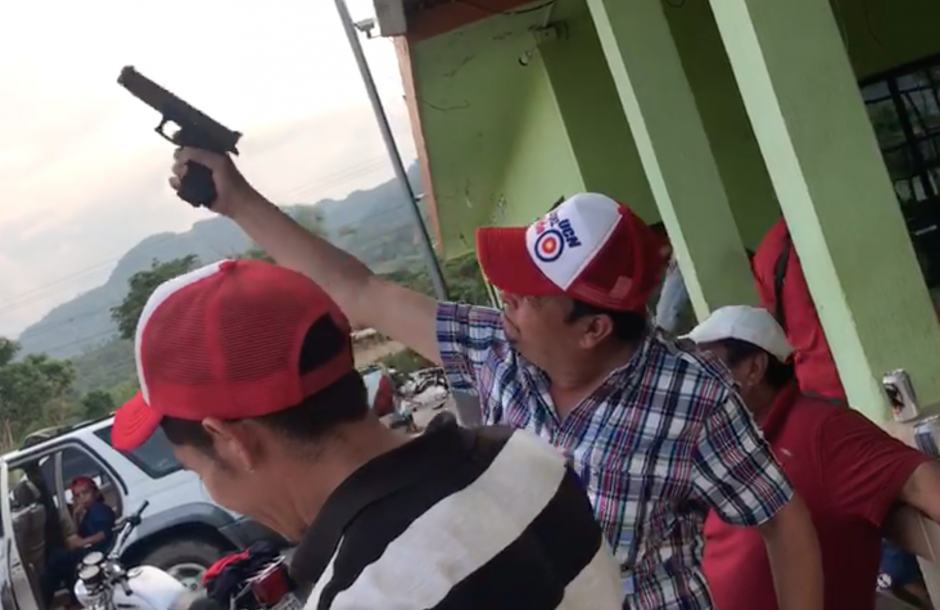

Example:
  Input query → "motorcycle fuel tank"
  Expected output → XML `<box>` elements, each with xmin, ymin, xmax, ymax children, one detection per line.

<box><xmin>75</xmin><ymin>565</ymin><xmax>187</xmax><ymax>610</ymax></box>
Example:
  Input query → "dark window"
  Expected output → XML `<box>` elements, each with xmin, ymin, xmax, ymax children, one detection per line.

<box><xmin>863</xmin><ymin>59</ymin><xmax>940</xmax><ymax>287</ymax></box>
<box><xmin>59</xmin><ymin>446</ymin><xmax>123</xmax><ymax>516</ymax></box>
<box><xmin>60</xmin><ymin>448</ymin><xmax>107</xmax><ymax>485</ymax></box>
<box><xmin>94</xmin><ymin>426</ymin><xmax>181</xmax><ymax>479</ymax></box>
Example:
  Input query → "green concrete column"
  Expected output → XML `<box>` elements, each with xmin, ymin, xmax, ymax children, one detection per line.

<box><xmin>538</xmin><ymin>15</ymin><xmax>658</xmax><ymax>223</ymax></box>
<box><xmin>585</xmin><ymin>0</ymin><xmax>757</xmax><ymax>321</ymax></box>
<box><xmin>661</xmin><ymin>2</ymin><xmax>780</xmax><ymax>249</ymax></box>
<box><xmin>708</xmin><ymin>0</ymin><xmax>940</xmax><ymax>420</ymax></box>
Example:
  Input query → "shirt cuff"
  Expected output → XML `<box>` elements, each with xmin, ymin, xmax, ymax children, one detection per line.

<box><xmin>435</xmin><ymin>302</ymin><xmax>476</xmax><ymax>392</ymax></box>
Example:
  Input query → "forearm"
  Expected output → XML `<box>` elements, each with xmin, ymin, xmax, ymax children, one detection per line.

<box><xmin>82</xmin><ymin>531</ymin><xmax>106</xmax><ymax>547</ymax></box>
<box><xmin>901</xmin><ymin>460</ymin><xmax>940</xmax><ymax>523</ymax></box>
<box><xmin>760</xmin><ymin>495</ymin><xmax>824</xmax><ymax>610</ymax></box>
<box><xmin>65</xmin><ymin>535</ymin><xmax>84</xmax><ymax>551</ymax></box>
<box><xmin>230</xmin><ymin>192</ymin><xmax>443</xmax><ymax>361</ymax></box>
<box><xmin>229</xmin><ymin>192</ymin><xmax>375</xmax><ymax>324</ymax></box>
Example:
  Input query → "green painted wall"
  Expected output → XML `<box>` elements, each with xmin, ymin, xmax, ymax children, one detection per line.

<box><xmin>495</xmin><ymin>52</ymin><xmax>584</xmax><ymax>227</ymax></box>
<box><xmin>540</xmin><ymin>11</ymin><xmax>657</xmax><ymax>222</ymax></box>
<box><xmin>664</xmin><ymin>1</ymin><xmax>779</xmax><ymax>248</ymax></box>
<box><xmin>411</xmin><ymin>11</ymin><xmax>556</xmax><ymax>257</ymax></box>
<box><xmin>494</xmin><ymin>8</ymin><xmax>662</xmax><ymax>227</ymax></box>
<box><xmin>413</xmin><ymin>0</ymin><xmax>940</xmax><ymax>257</ymax></box>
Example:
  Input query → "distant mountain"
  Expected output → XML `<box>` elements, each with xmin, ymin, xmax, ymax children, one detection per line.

<box><xmin>19</xmin><ymin>163</ymin><xmax>426</xmax><ymax>359</ymax></box>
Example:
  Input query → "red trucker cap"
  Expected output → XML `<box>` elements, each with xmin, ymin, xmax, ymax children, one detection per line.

<box><xmin>112</xmin><ymin>259</ymin><xmax>353</xmax><ymax>451</ymax></box>
<box><xmin>476</xmin><ymin>193</ymin><xmax>671</xmax><ymax>313</ymax></box>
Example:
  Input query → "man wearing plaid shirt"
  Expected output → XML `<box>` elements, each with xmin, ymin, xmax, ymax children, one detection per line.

<box><xmin>168</xmin><ymin>148</ymin><xmax>822</xmax><ymax>610</ymax></box>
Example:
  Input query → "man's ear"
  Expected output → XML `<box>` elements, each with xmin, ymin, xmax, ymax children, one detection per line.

<box><xmin>201</xmin><ymin>418</ymin><xmax>258</xmax><ymax>473</ymax></box>
<box><xmin>747</xmin><ymin>352</ymin><xmax>770</xmax><ymax>388</ymax></box>
<box><xmin>578</xmin><ymin>314</ymin><xmax>614</xmax><ymax>349</ymax></box>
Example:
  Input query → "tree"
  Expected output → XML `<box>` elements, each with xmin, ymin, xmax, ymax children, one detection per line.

<box><xmin>111</xmin><ymin>255</ymin><xmax>200</xmax><ymax>341</ymax></box>
<box><xmin>0</xmin><ymin>345</ymin><xmax>76</xmax><ymax>448</ymax></box>
<box><xmin>109</xmin><ymin>380</ymin><xmax>140</xmax><ymax>405</ymax></box>
<box><xmin>381</xmin><ymin>252</ymin><xmax>490</xmax><ymax>306</ymax></box>
<box><xmin>81</xmin><ymin>390</ymin><xmax>116</xmax><ymax>420</ymax></box>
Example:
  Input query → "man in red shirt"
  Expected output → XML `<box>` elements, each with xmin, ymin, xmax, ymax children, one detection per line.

<box><xmin>687</xmin><ymin>305</ymin><xmax>940</xmax><ymax>610</ymax></box>
<box><xmin>751</xmin><ymin>217</ymin><xmax>846</xmax><ymax>401</ymax></box>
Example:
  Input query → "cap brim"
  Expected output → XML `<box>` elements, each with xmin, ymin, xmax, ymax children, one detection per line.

<box><xmin>476</xmin><ymin>227</ymin><xmax>563</xmax><ymax>297</ymax></box>
<box><xmin>112</xmin><ymin>391</ymin><xmax>163</xmax><ymax>451</ymax></box>
<box><xmin>682</xmin><ymin>324</ymin><xmax>719</xmax><ymax>346</ymax></box>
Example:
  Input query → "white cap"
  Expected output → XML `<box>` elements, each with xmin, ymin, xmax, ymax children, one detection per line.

<box><xmin>685</xmin><ymin>305</ymin><xmax>794</xmax><ymax>363</ymax></box>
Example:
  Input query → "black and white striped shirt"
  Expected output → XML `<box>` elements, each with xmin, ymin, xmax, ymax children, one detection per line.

<box><xmin>290</xmin><ymin>419</ymin><xmax>622</xmax><ymax>609</ymax></box>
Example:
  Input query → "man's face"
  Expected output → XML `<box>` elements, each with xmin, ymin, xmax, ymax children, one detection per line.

<box><xmin>699</xmin><ymin>342</ymin><xmax>741</xmax><ymax>381</ymax></box>
<box><xmin>500</xmin><ymin>292</ymin><xmax>600</xmax><ymax>367</ymax></box>
<box><xmin>698</xmin><ymin>341</ymin><xmax>763</xmax><ymax>404</ymax></box>
<box><xmin>72</xmin><ymin>483</ymin><xmax>97</xmax><ymax>510</ymax></box>
<box><xmin>170</xmin><ymin>424</ymin><xmax>287</xmax><ymax>535</ymax></box>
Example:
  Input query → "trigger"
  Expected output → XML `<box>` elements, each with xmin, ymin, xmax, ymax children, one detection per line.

<box><xmin>154</xmin><ymin>119</ymin><xmax>174</xmax><ymax>145</ymax></box>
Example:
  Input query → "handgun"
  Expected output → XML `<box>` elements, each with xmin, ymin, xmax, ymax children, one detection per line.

<box><xmin>117</xmin><ymin>66</ymin><xmax>242</xmax><ymax>209</ymax></box>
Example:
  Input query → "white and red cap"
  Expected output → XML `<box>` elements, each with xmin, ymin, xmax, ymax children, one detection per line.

<box><xmin>112</xmin><ymin>259</ymin><xmax>353</xmax><ymax>451</ymax></box>
<box><xmin>685</xmin><ymin>305</ymin><xmax>795</xmax><ymax>363</ymax></box>
<box><xmin>476</xmin><ymin>193</ymin><xmax>671</xmax><ymax>312</ymax></box>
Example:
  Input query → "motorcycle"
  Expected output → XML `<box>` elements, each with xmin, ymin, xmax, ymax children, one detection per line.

<box><xmin>73</xmin><ymin>501</ymin><xmax>304</xmax><ymax>610</ymax></box>
<box><xmin>373</xmin><ymin>366</ymin><xmax>450</xmax><ymax>433</ymax></box>
<box><xmin>73</xmin><ymin>500</ymin><xmax>191</xmax><ymax>610</ymax></box>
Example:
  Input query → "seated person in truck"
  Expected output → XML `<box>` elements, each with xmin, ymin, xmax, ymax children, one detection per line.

<box><xmin>40</xmin><ymin>477</ymin><xmax>116</xmax><ymax>608</ymax></box>
<box><xmin>687</xmin><ymin>305</ymin><xmax>940</xmax><ymax>610</ymax></box>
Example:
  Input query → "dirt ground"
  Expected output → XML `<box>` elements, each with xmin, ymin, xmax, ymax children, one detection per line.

<box><xmin>354</xmin><ymin>340</ymin><xmax>405</xmax><ymax>367</ymax></box>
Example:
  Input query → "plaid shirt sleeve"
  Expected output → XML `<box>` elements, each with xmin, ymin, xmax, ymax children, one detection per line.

<box><xmin>435</xmin><ymin>301</ymin><xmax>505</xmax><ymax>392</ymax></box>
<box><xmin>692</xmin><ymin>390</ymin><xmax>794</xmax><ymax>527</ymax></box>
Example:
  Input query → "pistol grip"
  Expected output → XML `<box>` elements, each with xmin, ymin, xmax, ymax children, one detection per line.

<box><xmin>178</xmin><ymin>161</ymin><xmax>218</xmax><ymax>209</ymax></box>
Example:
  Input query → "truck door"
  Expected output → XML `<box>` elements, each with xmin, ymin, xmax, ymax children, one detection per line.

<box><xmin>1</xmin><ymin>459</ymin><xmax>40</xmax><ymax>610</ymax></box>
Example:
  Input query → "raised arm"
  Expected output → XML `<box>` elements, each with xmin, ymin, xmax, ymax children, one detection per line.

<box><xmin>170</xmin><ymin>148</ymin><xmax>442</xmax><ymax>363</ymax></box>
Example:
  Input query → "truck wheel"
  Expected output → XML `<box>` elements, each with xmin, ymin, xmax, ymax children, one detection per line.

<box><xmin>142</xmin><ymin>540</ymin><xmax>227</xmax><ymax>592</ymax></box>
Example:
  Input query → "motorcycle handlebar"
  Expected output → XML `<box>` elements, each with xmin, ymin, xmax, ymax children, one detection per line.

<box><xmin>108</xmin><ymin>500</ymin><xmax>150</xmax><ymax>559</ymax></box>
<box><xmin>130</xmin><ymin>499</ymin><xmax>150</xmax><ymax>523</ymax></box>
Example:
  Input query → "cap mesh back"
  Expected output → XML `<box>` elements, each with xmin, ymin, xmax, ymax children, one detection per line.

<box><xmin>140</xmin><ymin>262</ymin><xmax>350</xmax><ymax>420</ymax></box>
<box><xmin>572</xmin><ymin>208</ymin><xmax>666</xmax><ymax>312</ymax></box>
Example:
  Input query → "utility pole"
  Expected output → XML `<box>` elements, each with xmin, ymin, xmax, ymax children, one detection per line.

<box><xmin>333</xmin><ymin>0</ymin><xmax>449</xmax><ymax>300</ymax></box>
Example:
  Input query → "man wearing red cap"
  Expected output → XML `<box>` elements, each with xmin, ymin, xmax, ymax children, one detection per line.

<box><xmin>165</xmin><ymin>148</ymin><xmax>823</xmax><ymax>610</ymax></box>
<box><xmin>110</xmin><ymin>258</ymin><xmax>624</xmax><ymax>609</ymax></box>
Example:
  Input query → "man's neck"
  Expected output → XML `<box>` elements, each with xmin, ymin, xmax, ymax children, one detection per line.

<box><xmin>278</xmin><ymin>422</ymin><xmax>410</xmax><ymax>540</ymax></box>
<box><xmin>746</xmin><ymin>384</ymin><xmax>778</xmax><ymax>425</ymax></box>
<box><xmin>548</xmin><ymin>340</ymin><xmax>640</xmax><ymax>417</ymax></box>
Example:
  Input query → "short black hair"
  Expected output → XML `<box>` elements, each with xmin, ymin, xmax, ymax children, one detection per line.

<box><xmin>565</xmin><ymin>299</ymin><xmax>649</xmax><ymax>344</ymax></box>
<box><xmin>161</xmin><ymin>371</ymin><xmax>369</xmax><ymax>453</ymax></box>
<box><xmin>719</xmin><ymin>338</ymin><xmax>794</xmax><ymax>390</ymax></box>
<box><xmin>160</xmin><ymin>314</ymin><xmax>369</xmax><ymax>454</ymax></box>
<box><xmin>648</xmin><ymin>221</ymin><xmax>667</xmax><ymax>235</ymax></box>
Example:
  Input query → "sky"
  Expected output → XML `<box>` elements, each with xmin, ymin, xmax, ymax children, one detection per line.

<box><xmin>0</xmin><ymin>1</ymin><xmax>417</xmax><ymax>338</ymax></box>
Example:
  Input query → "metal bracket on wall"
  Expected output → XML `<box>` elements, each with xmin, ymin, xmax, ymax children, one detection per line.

<box><xmin>531</xmin><ymin>23</ymin><xmax>567</xmax><ymax>47</ymax></box>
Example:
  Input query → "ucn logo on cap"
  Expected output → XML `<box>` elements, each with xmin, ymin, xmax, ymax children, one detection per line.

<box><xmin>532</xmin><ymin>211</ymin><xmax>582</xmax><ymax>263</ymax></box>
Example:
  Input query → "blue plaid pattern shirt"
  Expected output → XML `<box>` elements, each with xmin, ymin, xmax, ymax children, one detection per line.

<box><xmin>436</xmin><ymin>302</ymin><xmax>793</xmax><ymax>610</ymax></box>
